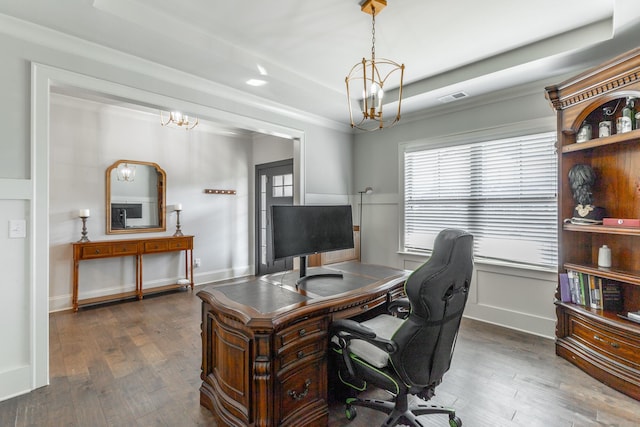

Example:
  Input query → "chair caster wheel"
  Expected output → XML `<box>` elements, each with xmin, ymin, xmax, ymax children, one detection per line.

<box><xmin>345</xmin><ymin>404</ymin><xmax>357</xmax><ymax>421</ymax></box>
<box><xmin>449</xmin><ymin>415</ymin><xmax>462</xmax><ymax>427</ymax></box>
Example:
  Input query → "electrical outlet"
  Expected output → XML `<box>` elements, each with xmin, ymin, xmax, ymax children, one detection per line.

<box><xmin>194</xmin><ymin>258</ymin><xmax>201</xmax><ymax>268</ymax></box>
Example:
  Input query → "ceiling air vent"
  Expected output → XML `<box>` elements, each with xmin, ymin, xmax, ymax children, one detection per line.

<box><xmin>437</xmin><ymin>91</ymin><xmax>469</xmax><ymax>103</ymax></box>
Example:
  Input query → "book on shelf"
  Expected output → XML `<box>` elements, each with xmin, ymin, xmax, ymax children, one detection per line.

<box><xmin>566</xmin><ymin>270</ymin><xmax>580</xmax><ymax>304</ymax></box>
<box><xmin>566</xmin><ymin>270</ymin><xmax>591</xmax><ymax>306</ymax></box>
<box><xmin>559</xmin><ymin>273</ymin><xmax>571</xmax><ymax>302</ymax></box>
<box><xmin>578</xmin><ymin>271</ymin><xmax>590</xmax><ymax>307</ymax></box>
<box><xmin>601</xmin><ymin>281</ymin><xmax>623</xmax><ymax>312</ymax></box>
<box><xmin>589</xmin><ymin>275</ymin><xmax>601</xmax><ymax>310</ymax></box>
<box><xmin>564</xmin><ymin>269</ymin><xmax>623</xmax><ymax>311</ymax></box>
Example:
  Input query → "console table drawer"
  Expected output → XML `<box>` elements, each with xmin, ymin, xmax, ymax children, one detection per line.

<box><xmin>169</xmin><ymin>238</ymin><xmax>191</xmax><ymax>250</ymax></box>
<box><xmin>112</xmin><ymin>242</ymin><xmax>138</xmax><ymax>255</ymax></box>
<box><xmin>80</xmin><ymin>244</ymin><xmax>113</xmax><ymax>259</ymax></box>
<box><xmin>144</xmin><ymin>240</ymin><xmax>169</xmax><ymax>252</ymax></box>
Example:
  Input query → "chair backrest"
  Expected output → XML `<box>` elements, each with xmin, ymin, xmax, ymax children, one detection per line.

<box><xmin>390</xmin><ymin>228</ymin><xmax>473</xmax><ymax>388</ymax></box>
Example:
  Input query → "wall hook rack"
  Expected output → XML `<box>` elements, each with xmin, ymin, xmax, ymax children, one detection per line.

<box><xmin>204</xmin><ymin>189</ymin><xmax>236</xmax><ymax>195</ymax></box>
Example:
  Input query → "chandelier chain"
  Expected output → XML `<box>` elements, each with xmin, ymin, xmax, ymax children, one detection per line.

<box><xmin>371</xmin><ymin>7</ymin><xmax>376</xmax><ymax>60</ymax></box>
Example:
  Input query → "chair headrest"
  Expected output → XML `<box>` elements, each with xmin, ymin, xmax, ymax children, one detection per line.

<box><xmin>405</xmin><ymin>228</ymin><xmax>473</xmax><ymax>320</ymax></box>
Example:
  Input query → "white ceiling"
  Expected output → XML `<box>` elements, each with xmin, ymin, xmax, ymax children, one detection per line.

<box><xmin>2</xmin><ymin>0</ymin><xmax>640</xmax><ymax>127</ymax></box>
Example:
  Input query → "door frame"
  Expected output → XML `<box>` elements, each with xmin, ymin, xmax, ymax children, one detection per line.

<box><xmin>30</xmin><ymin>62</ymin><xmax>306</xmax><ymax>398</ymax></box>
<box><xmin>254</xmin><ymin>159</ymin><xmax>294</xmax><ymax>276</ymax></box>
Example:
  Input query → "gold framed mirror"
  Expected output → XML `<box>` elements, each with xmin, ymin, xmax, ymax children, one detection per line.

<box><xmin>106</xmin><ymin>160</ymin><xmax>166</xmax><ymax>234</ymax></box>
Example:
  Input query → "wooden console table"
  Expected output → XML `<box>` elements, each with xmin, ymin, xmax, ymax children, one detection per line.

<box><xmin>72</xmin><ymin>235</ymin><xmax>194</xmax><ymax>312</ymax></box>
<box><xmin>197</xmin><ymin>261</ymin><xmax>409</xmax><ymax>426</ymax></box>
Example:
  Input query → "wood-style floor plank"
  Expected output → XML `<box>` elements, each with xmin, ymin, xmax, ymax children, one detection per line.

<box><xmin>1</xmin><ymin>287</ymin><xmax>639</xmax><ymax>426</ymax></box>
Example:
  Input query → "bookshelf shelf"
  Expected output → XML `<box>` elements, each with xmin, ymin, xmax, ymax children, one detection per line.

<box><xmin>564</xmin><ymin>263</ymin><xmax>640</xmax><ymax>286</ymax></box>
<box><xmin>563</xmin><ymin>224</ymin><xmax>640</xmax><ymax>236</ymax></box>
<box><xmin>557</xmin><ymin>301</ymin><xmax>640</xmax><ymax>333</ymax></box>
<box><xmin>561</xmin><ymin>128</ymin><xmax>640</xmax><ymax>153</ymax></box>
<box><xmin>546</xmin><ymin>47</ymin><xmax>640</xmax><ymax>401</ymax></box>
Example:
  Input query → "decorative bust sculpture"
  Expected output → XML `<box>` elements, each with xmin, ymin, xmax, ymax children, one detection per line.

<box><xmin>567</xmin><ymin>164</ymin><xmax>605</xmax><ymax>224</ymax></box>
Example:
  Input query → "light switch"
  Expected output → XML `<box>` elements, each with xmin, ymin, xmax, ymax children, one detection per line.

<box><xmin>9</xmin><ymin>219</ymin><xmax>27</xmax><ymax>239</ymax></box>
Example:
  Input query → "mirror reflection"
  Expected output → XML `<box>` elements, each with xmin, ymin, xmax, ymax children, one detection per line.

<box><xmin>106</xmin><ymin>160</ymin><xmax>166</xmax><ymax>234</ymax></box>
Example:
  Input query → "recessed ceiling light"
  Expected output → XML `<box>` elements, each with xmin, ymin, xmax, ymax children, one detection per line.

<box><xmin>246</xmin><ymin>79</ymin><xmax>267</xmax><ymax>87</ymax></box>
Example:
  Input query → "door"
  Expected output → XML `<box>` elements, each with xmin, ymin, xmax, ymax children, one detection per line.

<box><xmin>256</xmin><ymin>159</ymin><xmax>294</xmax><ymax>275</ymax></box>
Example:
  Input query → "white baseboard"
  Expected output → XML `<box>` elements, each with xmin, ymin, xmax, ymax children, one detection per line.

<box><xmin>0</xmin><ymin>365</ymin><xmax>34</xmax><ymax>402</ymax></box>
<box><xmin>464</xmin><ymin>303</ymin><xmax>556</xmax><ymax>339</ymax></box>
<box><xmin>49</xmin><ymin>283</ymin><xmax>137</xmax><ymax>312</ymax></box>
<box><xmin>49</xmin><ymin>266</ymin><xmax>253</xmax><ymax>312</ymax></box>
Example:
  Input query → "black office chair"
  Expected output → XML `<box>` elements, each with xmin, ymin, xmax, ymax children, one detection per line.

<box><xmin>330</xmin><ymin>228</ymin><xmax>473</xmax><ymax>427</ymax></box>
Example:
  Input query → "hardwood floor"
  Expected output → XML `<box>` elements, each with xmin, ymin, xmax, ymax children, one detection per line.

<box><xmin>1</xmin><ymin>287</ymin><xmax>639</xmax><ymax>426</ymax></box>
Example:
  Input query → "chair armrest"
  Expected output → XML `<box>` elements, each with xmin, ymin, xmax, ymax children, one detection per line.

<box><xmin>388</xmin><ymin>298</ymin><xmax>410</xmax><ymax>317</ymax></box>
<box><xmin>331</xmin><ymin>319</ymin><xmax>398</xmax><ymax>354</ymax></box>
<box><xmin>331</xmin><ymin>319</ymin><xmax>376</xmax><ymax>339</ymax></box>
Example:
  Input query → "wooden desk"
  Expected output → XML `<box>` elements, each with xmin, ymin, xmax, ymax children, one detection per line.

<box><xmin>197</xmin><ymin>261</ymin><xmax>409</xmax><ymax>427</ymax></box>
<box><xmin>72</xmin><ymin>235</ymin><xmax>194</xmax><ymax>312</ymax></box>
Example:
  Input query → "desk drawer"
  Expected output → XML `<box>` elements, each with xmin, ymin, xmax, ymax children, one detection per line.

<box><xmin>81</xmin><ymin>244</ymin><xmax>113</xmax><ymax>259</ymax></box>
<box><xmin>277</xmin><ymin>317</ymin><xmax>326</xmax><ymax>349</ymax></box>
<box><xmin>144</xmin><ymin>240</ymin><xmax>169</xmax><ymax>253</ymax></box>
<box><xmin>333</xmin><ymin>294</ymin><xmax>388</xmax><ymax>320</ymax></box>
<box><xmin>388</xmin><ymin>286</ymin><xmax>407</xmax><ymax>302</ymax></box>
<box><xmin>278</xmin><ymin>340</ymin><xmax>324</xmax><ymax>372</ymax></box>
<box><xmin>278</xmin><ymin>357</ymin><xmax>326</xmax><ymax>425</ymax></box>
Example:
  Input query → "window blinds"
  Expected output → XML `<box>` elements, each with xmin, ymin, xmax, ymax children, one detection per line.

<box><xmin>404</xmin><ymin>132</ymin><xmax>557</xmax><ymax>268</ymax></box>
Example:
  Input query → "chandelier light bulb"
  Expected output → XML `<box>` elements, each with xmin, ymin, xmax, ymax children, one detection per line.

<box><xmin>160</xmin><ymin>110</ymin><xmax>199</xmax><ymax>130</ymax></box>
<box><xmin>116</xmin><ymin>162</ymin><xmax>136</xmax><ymax>182</ymax></box>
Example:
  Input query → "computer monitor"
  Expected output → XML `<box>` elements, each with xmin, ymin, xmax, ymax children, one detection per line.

<box><xmin>271</xmin><ymin>204</ymin><xmax>354</xmax><ymax>284</ymax></box>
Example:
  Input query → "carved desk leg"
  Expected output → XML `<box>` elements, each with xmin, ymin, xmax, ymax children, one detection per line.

<box><xmin>254</xmin><ymin>333</ymin><xmax>273</xmax><ymax>426</ymax></box>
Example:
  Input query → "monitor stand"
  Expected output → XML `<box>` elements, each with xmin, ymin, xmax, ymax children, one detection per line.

<box><xmin>295</xmin><ymin>255</ymin><xmax>343</xmax><ymax>287</ymax></box>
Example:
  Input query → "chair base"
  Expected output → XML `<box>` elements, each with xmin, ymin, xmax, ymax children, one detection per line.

<box><xmin>346</xmin><ymin>393</ymin><xmax>461</xmax><ymax>427</ymax></box>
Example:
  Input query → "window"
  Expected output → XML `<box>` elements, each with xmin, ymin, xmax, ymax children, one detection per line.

<box><xmin>403</xmin><ymin>132</ymin><xmax>557</xmax><ymax>268</ymax></box>
<box><xmin>272</xmin><ymin>174</ymin><xmax>293</xmax><ymax>198</ymax></box>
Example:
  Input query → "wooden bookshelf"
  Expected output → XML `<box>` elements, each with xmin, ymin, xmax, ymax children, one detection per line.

<box><xmin>546</xmin><ymin>47</ymin><xmax>640</xmax><ymax>401</ymax></box>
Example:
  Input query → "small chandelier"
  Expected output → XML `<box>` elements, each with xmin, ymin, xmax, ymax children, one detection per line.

<box><xmin>346</xmin><ymin>0</ymin><xmax>405</xmax><ymax>131</ymax></box>
<box><xmin>116</xmin><ymin>162</ymin><xmax>136</xmax><ymax>182</ymax></box>
<box><xmin>160</xmin><ymin>111</ymin><xmax>198</xmax><ymax>130</ymax></box>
